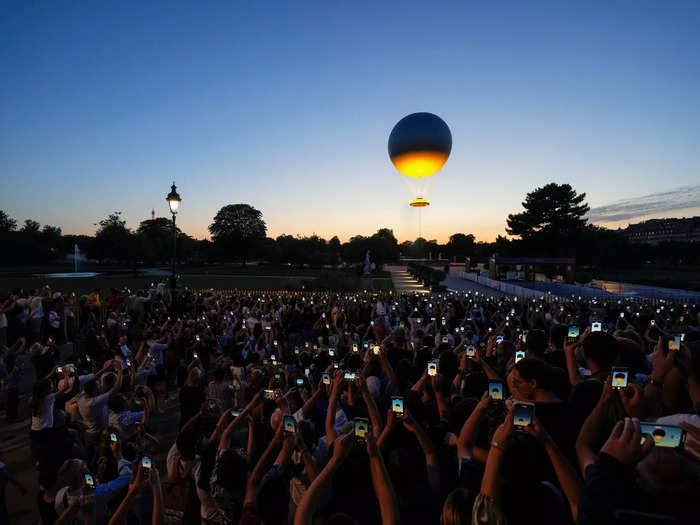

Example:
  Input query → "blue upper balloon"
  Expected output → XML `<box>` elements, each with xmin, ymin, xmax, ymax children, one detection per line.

<box><xmin>388</xmin><ymin>112</ymin><xmax>452</xmax><ymax>159</ymax></box>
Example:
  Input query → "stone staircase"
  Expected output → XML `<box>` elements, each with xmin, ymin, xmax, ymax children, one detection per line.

<box><xmin>386</xmin><ymin>265</ymin><xmax>430</xmax><ymax>293</ymax></box>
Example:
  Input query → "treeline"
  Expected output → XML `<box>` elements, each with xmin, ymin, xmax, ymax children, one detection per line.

<box><xmin>3</xmin><ymin>182</ymin><xmax>700</xmax><ymax>273</ymax></box>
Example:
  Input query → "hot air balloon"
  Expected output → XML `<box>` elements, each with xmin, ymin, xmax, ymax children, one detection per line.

<box><xmin>389</xmin><ymin>112</ymin><xmax>451</xmax><ymax>237</ymax></box>
<box><xmin>388</xmin><ymin>112</ymin><xmax>452</xmax><ymax>178</ymax></box>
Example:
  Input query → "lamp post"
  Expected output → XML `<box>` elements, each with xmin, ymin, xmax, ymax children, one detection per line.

<box><xmin>166</xmin><ymin>182</ymin><xmax>181</xmax><ymax>293</ymax></box>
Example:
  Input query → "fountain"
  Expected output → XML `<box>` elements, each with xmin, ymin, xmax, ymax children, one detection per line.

<box><xmin>38</xmin><ymin>243</ymin><xmax>99</xmax><ymax>278</ymax></box>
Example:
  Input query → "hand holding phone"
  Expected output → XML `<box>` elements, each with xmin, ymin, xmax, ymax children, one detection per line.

<box><xmin>283</xmin><ymin>415</ymin><xmax>297</xmax><ymax>434</ymax></box>
<box><xmin>611</xmin><ymin>367</ymin><xmax>629</xmax><ymax>390</ymax></box>
<box><xmin>489</xmin><ymin>381</ymin><xmax>504</xmax><ymax>400</ymax></box>
<box><xmin>513</xmin><ymin>401</ymin><xmax>535</xmax><ymax>429</ymax></box>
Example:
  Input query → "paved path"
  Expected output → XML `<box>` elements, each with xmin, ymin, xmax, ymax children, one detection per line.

<box><xmin>439</xmin><ymin>273</ymin><xmax>512</xmax><ymax>297</ymax></box>
<box><xmin>385</xmin><ymin>266</ymin><xmax>430</xmax><ymax>293</ymax></box>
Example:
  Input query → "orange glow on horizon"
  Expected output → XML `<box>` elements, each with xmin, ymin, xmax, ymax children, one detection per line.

<box><xmin>390</xmin><ymin>150</ymin><xmax>449</xmax><ymax>178</ymax></box>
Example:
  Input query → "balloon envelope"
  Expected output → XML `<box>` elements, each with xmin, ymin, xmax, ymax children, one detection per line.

<box><xmin>388</xmin><ymin>112</ymin><xmax>452</xmax><ymax>178</ymax></box>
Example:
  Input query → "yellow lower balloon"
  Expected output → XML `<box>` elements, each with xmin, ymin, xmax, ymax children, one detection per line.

<box><xmin>390</xmin><ymin>150</ymin><xmax>449</xmax><ymax>178</ymax></box>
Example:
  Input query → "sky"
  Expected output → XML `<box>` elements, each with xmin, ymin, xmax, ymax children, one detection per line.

<box><xmin>1</xmin><ymin>1</ymin><xmax>699</xmax><ymax>243</ymax></box>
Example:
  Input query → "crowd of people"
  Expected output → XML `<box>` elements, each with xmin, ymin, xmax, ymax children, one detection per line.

<box><xmin>1</xmin><ymin>283</ymin><xmax>699</xmax><ymax>525</ymax></box>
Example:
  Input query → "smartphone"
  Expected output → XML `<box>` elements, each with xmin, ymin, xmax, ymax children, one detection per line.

<box><xmin>650</xmin><ymin>320</ymin><xmax>655</xmax><ymax>326</ymax></box>
<box><xmin>195</xmin><ymin>335</ymin><xmax>200</xmax><ymax>342</ymax></box>
<box><xmin>264</xmin><ymin>389</ymin><xmax>275</xmax><ymax>400</ymax></box>
<box><xmin>193</xmin><ymin>352</ymin><xmax>199</xmax><ymax>359</ymax></box>
<box><xmin>466</xmin><ymin>345</ymin><xmax>476</xmax><ymax>358</ymax></box>
<box><xmin>208</xmin><ymin>399</ymin><xmax>218</xmax><ymax>410</ymax></box>
<box><xmin>639</xmin><ymin>423</ymin><xmax>686</xmax><ymax>448</ymax></box>
<box><xmin>354</xmin><ymin>418</ymin><xmax>370</xmax><ymax>442</ymax></box>
<box><xmin>141</xmin><ymin>456</ymin><xmax>152</xmax><ymax>470</ymax></box>
<box><xmin>592</xmin><ymin>322</ymin><xmax>602</xmax><ymax>332</ymax></box>
<box><xmin>513</xmin><ymin>401</ymin><xmax>535</xmax><ymax>428</ymax></box>
<box><xmin>273</xmin><ymin>340</ymin><xmax>278</xmax><ymax>346</ymax></box>
<box><xmin>521</xmin><ymin>330</ymin><xmax>528</xmax><ymax>343</ymax></box>
<box><xmin>611</xmin><ymin>367</ymin><xmax>629</xmax><ymax>390</ymax></box>
<box><xmin>489</xmin><ymin>381</ymin><xmax>504</xmax><ymax>400</ymax></box>
<box><xmin>296</xmin><ymin>378</ymin><xmax>304</xmax><ymax>386</ymax></box>
<box><xmin>304</xmin><ymin>367</ymin><xmax>310</xmax><ymax>377</ymax></box>
<box><xmin>567</xmin><ymin>326</ymin><xmax>579</xmax><ymax>343</ymax></box>
<box><xmin>373</xmin><ymin>345</ymin><xmax>380</xmax><ymax>355</ymax></box>
<box><xmin>391</xmin><ymin>396</ymin><xmax>404</xmax><ymax>415</ymax></box>
<box><xmin>427</xmin><ymin>361</ymin><xmax>438</xmax><ymax>376</ymax></box>
<box><xmin>668</xmin><ymin>336</ymin><xmax>681</xmax><ymax>352</ymax></box>
<box><xmin>230</xmin><ymin>409</ymin><xmax>240</xmax><ymax>417</ymax></box>
<box><xmin>620</xmin><ymin>312</ymin><xmax>625</xmax><ymax>318</ymax></box>
<box><xmin>441</xmin><ymin>336</ymin><xmax>449</xmax><ymax>344</ymax></box>
<box><xmin>352</xmin><ymin>343</ymin><xmax>358</xmax><ymax>352</ymax></box>
<box><xmin>57</xmin><ymin>366</ymin><xmax>63</xmax><ymax>374</ymax></box>
<box><xmin>344</xmin><ymin>371</ymin><xmax>356</xmax><ymax>381</ymax></box>
<box><xmin>441</xmin><ymin>318</ymin><xmax>446</xmax><ymax>326</ymax></box>
<box><xmin>294</xmin><ymin>347</ymin><xmax>300</xmax><ymax>355</ymax></box>
<box><xmin>84</xmin><ymin>474</ymin><xmax>96</xmax><ymax>489</ymax></box>
<box><xmin>515</xmin><ymin>351</ymin><xmax>525</xmax><ymax>363</ymax></box>
<box><xmin>328</xmin><ymin>348</ymin><xmax>335</xmax><ymax>357</ymax></box>
<box><xmin>126</xmin><ymin>358</ymin><xmax>132</xmax><ymax>367</ymax></box>
<box><xmin>283</xmin><ymin>415</ymin><xmax>297</xmax><ymax>434</ymax></box>
<box><xmin>271</xmin><ymin>354</ymin><xmax>276</xmax><ymax>362</ymax></box>
<box><xmin>322</xmin><ymin>373</ymin><xmax>331</xmax><ymax>385</ymax></box>
<box><xmin>496</xmin><ymin>335</ymin><xmax>504</xmax><ymax>344</ymax></box>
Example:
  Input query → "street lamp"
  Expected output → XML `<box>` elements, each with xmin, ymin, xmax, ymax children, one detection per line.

<box><xmin>166</xmin><ymin>182</ymin><xmax>181</xmax><ymax>292</ymax></box>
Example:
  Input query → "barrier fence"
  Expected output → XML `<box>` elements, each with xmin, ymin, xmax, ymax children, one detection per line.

<box><xmin>454</xmin><ymin>271</ymin><xmax>700</xmax><ymax>304</ymax></box>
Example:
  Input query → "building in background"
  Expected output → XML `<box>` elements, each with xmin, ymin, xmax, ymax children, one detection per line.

<box><xmin>621</xmin><ymin>217</ymin><xmax>700</xmax><ymax>244</ymax></box>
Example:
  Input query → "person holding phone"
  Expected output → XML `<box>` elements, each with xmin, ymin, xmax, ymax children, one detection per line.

<box><xmin>507</xmin><ymin>358</ymin><xmax>578</xmax><ymax>459</ymax></box>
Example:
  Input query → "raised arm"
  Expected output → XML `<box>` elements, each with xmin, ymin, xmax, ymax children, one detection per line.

<box><xmin>356</xmin><ymin>377</ymin><xmax>383</xmax><ymax>438</ymax></box>
<box><xmin>219</xmin><ymin>390</ymin><xmax>262</xmax><ymax>451</ymax></box>
<box><xmin>402</xmin><ymin>411</ymin><xmax>442</xmax><ymax>509</ymax></box>
<box><xmin>575</xmin><ymin>376</ymin><xmax>614</xmax><ymax>476</ymax></box>
<box><xmin>243</xmin><ymin>419</ymin><xmax>285</xmax><ymax>507</ymax></box>
<box><xmin>480</xmin><ymin>404</ymin><xmax>513</xmax><ymax>504</ymax></box>
<box><xmin>527</xmin><ymin>417</ymin><xmax>583</xmax><ymax>520</ymax></box>
<box><xmin>457</xmin><ymin>392</ymin><xmax>490</xmax><ymax>464</ymax></box>
<box><xmin>367</xmin><ymin>431</ymin><xmax>400</xmax><ymax>525</ymax></box>
<box><xmin>564</xmin><ymin>340</ymin><xmax>583</xmax><ymax>386</ymax></box>
<box><xmin>325</xmin><ymin>370</ymin><xmax>343</xmax><ymax>446</ymax></box>
<box><xmin>294</xmin><ymin>431</ymin><xmax>353</xmax><ymax>525</ymax></box>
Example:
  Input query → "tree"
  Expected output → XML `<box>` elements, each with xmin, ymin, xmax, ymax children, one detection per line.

<box><xmin>0</xmin><ymin>210</ymin><xmax>17</xmax><ymax>232</ymax></box>
<box><xmin>20</xmin><ymin>219</ymin><xmax>41</xmax><ymax>234</ymax></box>
<box><xmin>137</xmin><ymin>217</ymin><xmax>183</xmax><ymax>264</ymax></box>
<box><xmin>506</xmin><ymin>183</ymin><xmax>589</xmax><ymax>241</ymax></box>
<box><xmin>209</xmin><ymin>204</ymin><xmax>267</xmax><ymax>264</ymax></box>
<box><xmin>446</xmin><ymin>233</ymin><xmax>476</xmax><ymax>259</ymax></box>
<box><xmin>93</xmin><ymin>212</ymin><xmax>135</xmax><ymax>262</ymax></box>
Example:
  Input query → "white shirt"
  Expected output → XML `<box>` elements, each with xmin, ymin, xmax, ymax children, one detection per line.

<box><xmin>30</xmin><ymin>296</ymin><xmax>44</xmax><ymax>319</ymax></box>
<box><xmin>76</xmin><ymin>391</ymin><xmax>111</xmax><ymax>433</ymax></box>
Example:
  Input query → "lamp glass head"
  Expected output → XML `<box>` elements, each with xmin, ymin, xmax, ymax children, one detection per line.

<box><xmin>166</xmin><ymin>183</ymin><xmax>181</xmax><ymax>214</ymax></box>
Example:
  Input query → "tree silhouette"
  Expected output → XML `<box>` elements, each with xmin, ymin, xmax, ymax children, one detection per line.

<box><xmin>506</xmin><ymin>183</ymin><xmax>589</xmax><ymax>240</ymax></box>
<box><xmin>209</xmin><ymin>204</ymin><xmax>267</xmax><ymax>265</ymax></box>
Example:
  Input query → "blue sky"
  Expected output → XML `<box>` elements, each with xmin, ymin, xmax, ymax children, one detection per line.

<box><xmin>1</xmin><ymin>1</ymin><xmax>699</xmax><ymax>242</ymax></box>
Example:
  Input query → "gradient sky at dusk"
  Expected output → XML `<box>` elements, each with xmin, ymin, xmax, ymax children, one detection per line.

<box><xmin>1</xmin><ymin>1</ymin><xmax>699</xmax><ymax>242</ymax></box>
